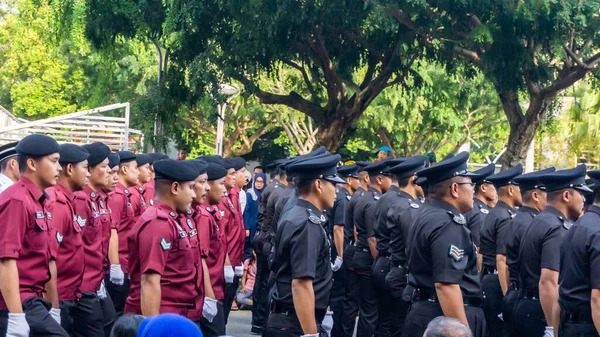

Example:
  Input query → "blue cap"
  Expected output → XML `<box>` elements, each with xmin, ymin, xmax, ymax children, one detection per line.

<box><xmin>58</xmin><ymin>144</ymin><xmax>90</xmax><ymax>164</ymax></box>
<box><xmin>337</xmin><ymin>164</ymin><xmax>359</xmax><ymax>179</ymax></box>
<box><xmin>16</xmin><ymin>134</ymin><xmax>59</xmax><ymax>157</ymax></box>
<box><xmin>472</xmin><ymin>164</ymin><xmax>496</xmax><ymax>184</ymax></box>
<box><xmin>375</xmin><ymin>146</ymin><xmax>391</xmax><ymax>155</ymax></box>
<box><xmin>388</xmin><ymin>155</ymin><xmax>427</xmax><ymax>180</ymax></box>
<box><xmin>136</xmin><ymin>154</ymin><xmax>152</xmax><ymax>167</ymax></box>
<box><xmin>0</xmin><ymin>141</ymin><xmax>18</xmax><ymax>162</ymax></box>
<box><xmin>83</xmin><ymin>142</ymin><xmax>111</xmax><ymax>167</ymax></box>
<box><xmin>117</xmin><ymin>151</ymin><xmax>136</xmax><ymax>164</ymax></box>
<box><xmin>137</xmin><ymin>313</ymin><xmax>202</xmax><ymax>337</ymax></box>
<box><xmin>416</xmin><ymin>151</ymin><xmax>477</xmax><ymax>186</ymax></box>
<box><xmin>287</xmin><ymin>154</ymin><xmax>346</xmax><ymax>184</ymax></box>
<box><xmin>540</xmin><ymin>164</ymin><xmax>592</xmax><ymax>193</ymax></box>
<box><xmin>108</xmin><ymin>152</ymin><xmax>120</xmax><ymax>169</ymax></box>
<box><xmin>364</xmin><ymin>160</ymin><xmax>393</xmax><ymax>176</ymax></box>
<box><xmin>485</xmin><ymin>164</ymin><xmax>523</xmax><ymax>187</ymax></box>
<box><xmin>154</xmin><ymin>159</ymin><xmax>199</xmax><ymax>182</ymax></box>
<box><xmin>513</xmin><ymin>167</ymin><xmax>556</xmax><ymax>191</ymax></box>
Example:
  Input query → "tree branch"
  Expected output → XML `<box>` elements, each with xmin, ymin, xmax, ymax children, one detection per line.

<box><xmin>452</xmin><ymin>46</ymin><xmax>481</xmax><ymax>65</ymax></box>
<box><xmin>282</xmin><ymin>60</ymin><xmax>320</xmax><ymax>104</ymax></box>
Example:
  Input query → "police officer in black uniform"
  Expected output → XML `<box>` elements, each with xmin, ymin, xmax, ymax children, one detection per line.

<box><xmin>515</xmin><ymin>165</ymin><xmax>590</xmax><ymax>337</ymax></box>
<box><xmin>328</xmin><ymin>164</ymin><xmax>359</xmax><ymax>337</ymax></box>
<box><xmin>557</xmin><ymin>169</ymin><xmax>600</xmax><ymax>337</ymax></box>
<box><xmin>403</xmin><ymin>152</ymin><xmax>485</xmax><ymax>337</ymax></box>
<box><xmin>465</xmin><ymin>164</ymin><xmax>496</xmax><ymax>254</ymax></box>
<box><xmin>503</xmin><ymin>167</ymin><xmax>555</xmax><ymax>336</ymax></box>
<box><xmin>265</xmin><ymin>154</ymin><xmax>345</xmax><ymax>337</ymax></box>
<box><xmin>479</xmin><ymin>164</ymin><xmax>523</xmax><ymax>337</ymax></box>
<box><xmin>341</xmin><ymin>161</ymin><xmax>370</xmax><ymax>337</ymax></box>
<box><xmin>354</xmin><ymin>160</ymin><xmax>393</xmax><ymax>337</ymax></box>
<box><xmin>376</xmin><ymin>156</ymin><xmax>426</xmax><ymax>337</ymax></box>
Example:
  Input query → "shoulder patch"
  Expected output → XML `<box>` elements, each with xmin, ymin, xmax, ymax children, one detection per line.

<box><xmin>346</xmin><ymin>195</ymin><xmax>351</xmax><ymax>201</ymax></box>
<box><xmin>410</xmin><ymin>202</ymin><xmax>420</xmax><ymax>209</ymax></box>
<box><xmin>309</xmin><ymin>214</ymin><xmax>321</xmax><ymax>224</ymax></box>
<box><xmin>160</xmin><ymin>238</ymin><xmax>172</xmax><ymax>250</ymax></box>
<box><xmin>447</xmin><ymin>211</ymin><xmax>466</xmax><ymax>225</ymax></box>
<box><xmin>480</xmin><ymin>208</ymin><xmax>489</xmax><ymax>214</ymax></box>
<box><xmin>76</xmin><ymin>215</ymin><xmax>87</xmax><ymax>227</ymax></box>
<box><xmin>562</xmin><ymin>219</ymin><xmax>573</xmax><ymax>230</ymax></box>
<box><xmin>448</xmin><ymin>244</ymin><xmax>464</xmax><ymax>262</ymax></box>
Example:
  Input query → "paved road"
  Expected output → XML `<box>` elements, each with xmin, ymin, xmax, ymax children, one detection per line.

<box><xmin>225</xmin><ymin>310</ymin><xmax>255</xmax><ymax>337</ymax></box>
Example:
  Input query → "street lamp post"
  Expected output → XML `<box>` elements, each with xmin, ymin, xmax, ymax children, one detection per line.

<box><xmin>215</xmin><ymin>84</ymin><xmax>239</xmax><ymax>156</ymax></box>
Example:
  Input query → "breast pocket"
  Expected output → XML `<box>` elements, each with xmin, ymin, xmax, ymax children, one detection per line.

<box><xmin>83</xmin><ymin>215</ymin><xmax>100</xmax><ymax>243</ymax></box>
<box><xmin>27</xmin><ymin>218</ymin><xmax>49</xmax><ymax>251</ymax></box>
<box><xmin>170</xmin><ymin>238</ymin><xmax>193</xmax><ymax>271</ymax></box>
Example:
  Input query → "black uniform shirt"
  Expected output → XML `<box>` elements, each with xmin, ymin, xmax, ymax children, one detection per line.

<box><xmin>328</xmin><ymin>187</ymin><xmax>350</xmax><ymax>260</ymax></box>
<box><xmin>344</xmin><ymin>187</ymin><xmax>364</xmax><ymax>247</ymax></box>
<box><xmin>354</xmin><ymin>187</ymin><xmax>379</xmax><ymax>250</ymax></box>
<box><xmin>465</xmin><ymin>198</ymin><xmax>490</xmax><ymax>247</ymax></box>
<box><xmin>273</xmin><ymin>187</ymin><xmax>295</xmax><ymax>233</ymax></box>
<box><xmin>559</xmin><ymin>205</ymin><xmax>600</xmax><ymax>312</ymax></box>
<box><xmin>264</xmin><ymin>184</ymin><xmax>293</xmax><ymax>235</ymax></box>
<box><xmin>374</xmin><ymin>185</ymin><xmax>403</xmax><ymax>252</ymax></box>
<box><xmin>505</xmin><ymin>206</ymin><xmax>538</xmax><ymax>284</ymax></box>
<box><xmin>256</xmin><ymin>178</ymin><xmax>279</xmax><ymax>233</ymax></box>
<box><xmin>407</xmin><ymin>199</ymin><xmax>481</xmax><ymax>297</ymax></box>
<box><xmin>518</xmin><ymin>205</ymin><xmax>571</xmax><ymax>290</ymax></box>
<box><xmin>272</xmin><ymin>199</ymin><xmax>333</xmax><ymax>310</ymax></box>
<box><xmin>480</xmin><ymin>200</ymin><xmax>516</xmax><ymax>268</ymax></box>
<box><xmin>386</xmin><ymin>190</ymin><xmax>422</xmax><ymax>266</ymax></box>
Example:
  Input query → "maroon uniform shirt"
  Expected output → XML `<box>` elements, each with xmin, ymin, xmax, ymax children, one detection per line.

<box><xmin>142</xmin><ymin>180</ymin><xmax>155</xmax><ymax>207</ymax></box>
<box><xmin>0</xmin><ymin>177</ymin><xmax>52</xmax><ymax>310</ymax></box>
<box><xmin>74</xmin><ymin>185</ymin><xmax>111</xmax><ymax>292</ymax></box>
<box><xmin>196</xmin><ymin>203</ymin><xmax>227</xmax><ymax>300</ymax></box>
<box><xmin>103</xmin><ymin>191</ymin><xmax>117</xmax><ymax>270</ymax></box>
<box><xmin>125</xmin><ymin>201</ymin><xmax>202</xmax><ymax>320</ymax></box>
<box><xmin>177</xmin><ymin>209</ymin><xmax>205</xmax><ymax>315</ymax></box>
<box><xmin>219</xmin><ymin>190</ymin><xmax>245</xmax><ymax>267</ymax></box>
<box><xmin>131</xmin><ymin>185</ymin><xmax>149</xmax><ymax>215</ymax></box>
<box><xmin>111</xmin><ymin>182</ymin><xmax>138</xmax><ymax>273</ymax></box>
<box><xmin>47</xmin><ymin>184</ymin><xmax>84</xmax><ymax>301</ymax></box>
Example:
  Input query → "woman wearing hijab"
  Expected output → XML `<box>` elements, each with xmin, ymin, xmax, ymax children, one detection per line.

<box><xmin>243</xmin><ymin>172</ymin><xmax>266</xmax><ymax>259</ymax></box>
<box><xmin>136</xmin><ymin>314</ymin><xmax>202</xmax><ymax>337</ymax></box>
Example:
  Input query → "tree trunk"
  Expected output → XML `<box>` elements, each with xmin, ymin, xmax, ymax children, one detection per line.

<box><xmin>315</xmin><ymin>106</ymin><xmax>362</xmax><ymax>152</ymax></box>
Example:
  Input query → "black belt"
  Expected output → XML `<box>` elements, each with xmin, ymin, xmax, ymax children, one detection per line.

<box><xmin>378</xmin><ymin>250</ymin><xmax>390</xmax><ymax>258</ymax></box>
<box><xmin>358</xmin><ymin>247</ymin><xmax>369</xmax><ymax>253</ymax></box>
<box><xmin>520</xmin><ymin>288</ymin><xmax>539</xmax><ymax>300</ymax></box>
<box><xmin>412</xmin><ymin>288</ymin><xmax>483</xmax><ymax>307</ymax></box>
<box><xmin>561</xmin><ymin>310</ymin><xmax>593</xmax><ymax>324</ymax></box>
<box><xmin>270</xmin><ymin>301</ymin><xmax>326</xmax><ymax>322</ymax></box>
<box><xmin>482</xmin><ymin>265</ymin><xmax>498</xmax><ymax>276</ymax></box>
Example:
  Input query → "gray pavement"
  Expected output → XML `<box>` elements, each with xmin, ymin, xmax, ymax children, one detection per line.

<box><xmin>225</xmin><ymin>310</ymin><xmax>255</xmax><ymax>337</ymax></box>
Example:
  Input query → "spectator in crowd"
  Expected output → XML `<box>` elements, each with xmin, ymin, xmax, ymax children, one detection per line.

<box><xmin>237</xmin><ymin>249</ymin><xmax>257</xmax><ymax>309</ymax></box>
<box><xmin>244</xmin><ymin>172</ymin><xmax>266</xmax><ymax>258</ymax></box>
<box><xmin>136</xmin><ymin>314</ymin><xmax>203</xmax><ymax>337</ymax></box>
<box><xmin>375</xmin><ymin>146</ymin><xmax>391</xmax><ymax>162</ymax></box>
<box><xmin>254</xmin><ymin>165</ymin><xmax>264</xmax><ymax>175</ymax></box>
<box><xmin>176</xmin><ymin>148</ymin><xmax>188</xmax><ymax>161</ymax></box>
<box><xmin>110</xmin><ymin>314</ymin><xmax>144</xmax><ymax>337</ymax></box>
<box><xmin>423</xmin><ymin>317</ymin><xmax>473</xmax><ymax>337</ymax></box>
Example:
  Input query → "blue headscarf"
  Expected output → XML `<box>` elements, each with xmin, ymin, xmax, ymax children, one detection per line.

<box><xmin>253</xmin><ymin>172</ymin><xmax>267</xmax><ymax>199</ymax></box>
<box><xmin>136</xmin><ymin>314</ymin><xmax>203</xmax><ymax>337</ymax></box>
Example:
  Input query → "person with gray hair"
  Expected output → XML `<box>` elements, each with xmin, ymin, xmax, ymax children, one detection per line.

<box><xmin>424</xmin><ymin>316</ymin><xmax>473</xmax><ymax>337</ymax></box>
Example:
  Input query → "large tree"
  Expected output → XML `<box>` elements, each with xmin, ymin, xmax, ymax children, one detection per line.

<box><xmin>378</xmin><ymin>0</ymin><xmax>600</xmax><ymax>167</ymax></box>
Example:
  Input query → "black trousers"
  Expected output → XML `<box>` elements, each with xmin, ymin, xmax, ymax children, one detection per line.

<box><xmin>341</xmin><ymin>246</ymin><xmax>359</xmax><ymax>337</ymax></box>
<box><xmin>502</xmin><ymin>288</ymin><xmax>519</xmax><ymax>337</ymax></box>
<box><xmin>372</xmin><ymin>255</ymin><xmax>392</xmax><ymax>337</ymax></box>
<box><xmin>252</xmin><ymin>250</ymin><xmax>270</xmax><ymax>328</ymax></box>
<box><xmin>385</xmin><ymin>266</ymin><xmax>410</xmax><ymax>337</ymax></box>
<box><xmin>60</xmin><ymin>293</ymin><xmax>104</xmax><ymax>337</ymax></box>
<box><xmin>199</xmin><ymin>301</ymin><xmax>225</xmax><ymax>337</ymax></box>
<box><xmin>511</xmin><ymin>297</ymin><xmax>546</xmax><ymax>337</ymax></box>
<box><xmin>330</xmin><ymin>265</ymin><xmax>345</xmax><ymax>337</ymax></box>
<box><xmin>0</xmin><ymin>297</ymin><xmax>69</xmax><ymax>337</ymax></box>
<box><xmin>481</xmin><ymin>273</ymin><xmax>507</xmax><ymax>337</ymax></box>
<box><xmin>402</xmin><ymin>300</ymin><xmax>486</xmax><ymax>337</ymax></box>
<box><xmin>353</xmin><ymin>250</ymin><xmax>377</xmax><ymax>337</ymax></box>
<box><xmin>105</xmin><ymin>274</ymin><xmax>130</xmax><ymax>318</ymax></box>
<box><xmin>559</xmin><ymin>320</ymin><xmax>599</xmax><ymax>337</ymax></box>
<box><xmin>264</xmin><ymin>312</ymin><xmax>327</xmax><ymax>337</ymax></box>
<box><xmin>100</xmin><ymin>292</ymin><xmax>117</xmax><ymax>337</ymax></box>
<box><xmin>223</xmin><ymin>275</ymin><xmax>240</xmax><ymax>324</ymax></box>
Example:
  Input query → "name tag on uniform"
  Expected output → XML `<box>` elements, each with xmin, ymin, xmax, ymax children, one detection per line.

<box><xmin>179</xmin><ymin>231</ymin><xmax>188</xmax><ymax>238</ymax></box>
<box><xmin>35</xmin><ymin>212</ymin><xmax>44</xmax><ymax>219</ymax></box>
<box><xmin>93</xmin><ymin>212</ymin><xmax>101</xmax><ymax>218</ymax></box>
<box><xmin>46</xmin><ymin>212</ymin><xmax>52</xmax><ymax>220</ymax></box>
<box><xmin>189</xmin><ymin>229</ymin><xmax>197</xmax><ymax>237</ymax></box>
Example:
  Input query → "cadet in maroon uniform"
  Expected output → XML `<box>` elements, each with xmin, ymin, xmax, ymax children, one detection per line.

<box><xmin>48</xmin><ymin>144</ymin><xmax>104</xmax><ymax>337</ymax></box>
<box><xmin>124</xmin><ymin>159</ymin><xmax>201</xmax><ymax>320</ymax></box>
<box><xmin>107</xmin><ymin>151</ymin><xmax>139</xmax><ymax>316</ymax></box>
<box><xmin>197</xmin><ymin>162</ymin><xmax>228</xmax><ymax>337</ymax></box>
<box><xmin>0</xmin><ymin>134</ymin><xmax>68</xmax><ymax>337</ymax></box>
<box><xmin>143</xmin><ymin>153</ymin><xmax>168</xmax><ymax>206</ymax></box>
<box><xmin>132</xmin><ymin>154</ymin><xmax>152</xmax><ymax>215</ymax></box>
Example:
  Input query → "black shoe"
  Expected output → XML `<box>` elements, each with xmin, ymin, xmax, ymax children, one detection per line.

<box><xmin>251</xmin><ymin>325</ymin><xmax>263</xmax><ymax>335</ymax></box>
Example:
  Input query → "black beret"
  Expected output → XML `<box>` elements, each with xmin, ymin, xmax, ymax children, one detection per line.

<box><xmin>206</xmin><ymin>163</ymin><xmax>228</xmax><ymax>181</ymax></box>
<box><xmin>416</xmin><ymin>151</ymin><xmax>477</xmax><ymax>186</ymax></box>
<box><xmin>117</xmin><ymin>151</ymin><xmax>136</xmax><ymax>164</ymax></box>
<box><xmin>58</xmin><ymin>144</ymin><xmax>90</xmax><ymax>164</ymax></box>
<box><xmin>485</xmin><ymin>164</ymin><xmax>523</xmax><ymax>187</ymax></box>
<box><xmin>472</xmin><ymin>164</ymin><xmax>496</xmax><ymax>185</ymax></box>
<box><xmin>540</xmin><ymin>165</ymin><xmax>592</xmax><ymax>194</ymax></box>
<box><xmin>154</xmin><ymin>159</ymin><xmax>198</xmax><ymax>182</ymax></box>
<box><xmin>108</xmin><ymin>152</ymin><xmax>120</xmax><ymax>169</ymax></box>
<box><xmin>223</xmin><ymin>158</ymin><xmax>236</xmax><ymax>170</ymax></box>
<box><xmin>388</xmin><ymin>155</ymin><xmax>427</xmax><ymax>180</ymax></box>
<box><xmin>287</xmin><ymin>154</ymin><xmax>346</xmax><ymax>184</ymax></box>
<box><xmin>513</xmin><ymin>167</ymin><xmax>556</xmax><ymax>191</ymax></box>
<box><xmin>149</xmin><ymin>152</ymin><xmax>169</xmax><ymax>163</ymax></box>
<box><xmin>232</xmin><ymin>157</ymin><xmax>246</xmax><ymax>171</ymax></box>
<box><xmin>364</xmin><ymin>160</ymin><xmax>393</xmax><ymax>176</ymax></box>
<box><xmin>197</xmin><ymin>155</ymin><xmax>224</xmax><ymax>166</ymax></box>
<box><xmin>16</xmin><ymin>134</ymin><xmax>59</xmax><ymax>156</ymax></box>
<box><xmin>82</xmin><ymin>142</ymin><xmax>111</xmax><ymax>167</ymax></box>
<box><xmin>187</xmin><ymin>159</ymin><xmax>208</xmax><ymax>175</ymax></box>
<box><xmin>136</xmin><ymin>154</ymin><xmax>152</xmax><ymax>167</ymax></box>
<box><xmin>337</xmin><ymin>164</ymin><xmax>359</xmax><ymax>179</ymax></box>
<box><xmin>0</xmin><ymin>141</ymin><xmax>18</xmax><ymax>162</ymax></box>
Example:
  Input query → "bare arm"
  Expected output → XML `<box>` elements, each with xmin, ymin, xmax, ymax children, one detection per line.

<box><xmin>44</xmin><ymin>260</ymin><xmax>59</xmax><ymax>308</ymax></box>
<box><xmin>591</xmin><ymin>289</ymin><xmax>600</xmax><ymax>334</ymax></box>
<box><xmin>435</xmin><ymin>282</ymin><xmax>469</xmax><ymax>327</ymax></box>
<box><xmin>292</xmin><ymin>278</ymin><xmax>318</xmax><ymax>335</ymax></box>
<box><xmin>141</xmin><ymin>272</ymin><xmax>161</xmax><ymax>316</ymax></box>
<box><xmin>539</xmin><ymin>268</ymin><xmax>559</xmax><ymax>328</ymax></box>
<box><xmin>202</xmin><ymin>259</ymin><xmax>215</xmax><ymax>299</ymax></box>
<box><xmin>109</xmin><ymin>229</ymin><xmax>119</xmax><ymax>264</ymax></box>
<box><xmin>368</xmin><ymin>237</ymin><xmax>378</xmax><ymax>259</ymax></box>
<box><xmin>496</xmin><ymin>254</ymin><xmax>508</xmax><ymax>295</ymax></box>
<box><xmin>0</xmin><ymin>259</ymin><xmax>23</xmax><ymax>313</ymax></box>
<box><xmin>333</xmin><ymin>225</ymin><xmax>344</xmax><ymax>258</ymax></box>
<box><xmin>225</xmin><ymin>254</ymin><xmax>232</xmax><ymax>267</ymax></box>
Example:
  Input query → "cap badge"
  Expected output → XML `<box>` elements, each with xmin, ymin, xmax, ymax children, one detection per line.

<box><xmin>160</xmin><ymin>238</ymin><xmax>172</xmax><ymax>250</ymax></box>
<box><xmin>410</xmin><ymin>203</ymin><xmax>420</xmax><ymax>209</ymax></box>
<box><xmin>346</xmin><ymin>195</ymin><xmax>351</xmax><ymax>201</ymax></box>
<box><xmin>186</xmin><ymin>218</ymin><xmax>193</xmax><ymax>229</ymax></box>
<box><xmin>563</xmin><ymin>219</ymin><xmax>573</xmax><ymax>230</ymax></box>
<box><xmin>309</xmin><ymin>214</ymin><xmax>322</xmax><ymax>224</ymax></box>
<box><xmin>480</xmin><ymin>208</ymin><xmax>489</xmax><ymax>214</ymax></box>
<box><xmin>124</xmin><ymin>189</ymin><xmax>129</xmax><ymax>195</ymax></box>
<box><xmin>451</xmin><ymin>213</ymin><xmax>466</xmax><ymax>225</ymax></box>
<box><xmin>90</xmin><ymin>192</ymin><xmax>96</xmax><ymax>198</ymax></box>
<box><xmin>448</xmin><ymin>244</ymin><xmax>464</xmax><ymax>262</ymax></box>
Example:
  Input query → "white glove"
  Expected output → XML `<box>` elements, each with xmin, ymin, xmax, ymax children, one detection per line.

<box><xmin>497</xmin><ymin>312</ymin><xmax>503</xmax><ymax>321</ymax></box>
<box><xmin>96</xmin><ymin>280</ymin><xmax>107</xmax><ymax>299</ymax></box>
<box><xmin>301</xmin><ymin>334</ymin><xmax>319</xmax><ymax>337</ymax></box>
<box><xmin>322</xmin><ymin>311</ymin><xmax>334</xmax><ymax>336</ymax></box>
<box><xmin>49</xmin><ymin>308</ymin><xmax>61</xmax><ymax>325</ymax></box>
<box><xmin>202</xmin><ymin>297</ymin><xmax>218</xmax><ymax>323</ymax></box>
<box><xmin>234</xmin><ymin>264</ymin><xmax>244</xmax><ymax>277</ymax></box>
<box><xmin>224</xmin><ymin>266</ymin><xmax>235</xmax><ymax>283</ymax></box>
<box><xmin>7</xmin><ymin>313</ymin><xmax>29</xmax><ymax>337</ymax></box>
<box><xmin>110</xmin><ymin>264</ymin><xmax>125</xmax><ymax>285</ymax></box>
<box><xmin>331</xmin><ymin>257</ymin><xmax>343</xmax><ymax>272</ymax></box>
<box><xmin>544</xmin><ymin>326</ymin><xmax>554</xmax><ymax>337</ymax></box>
